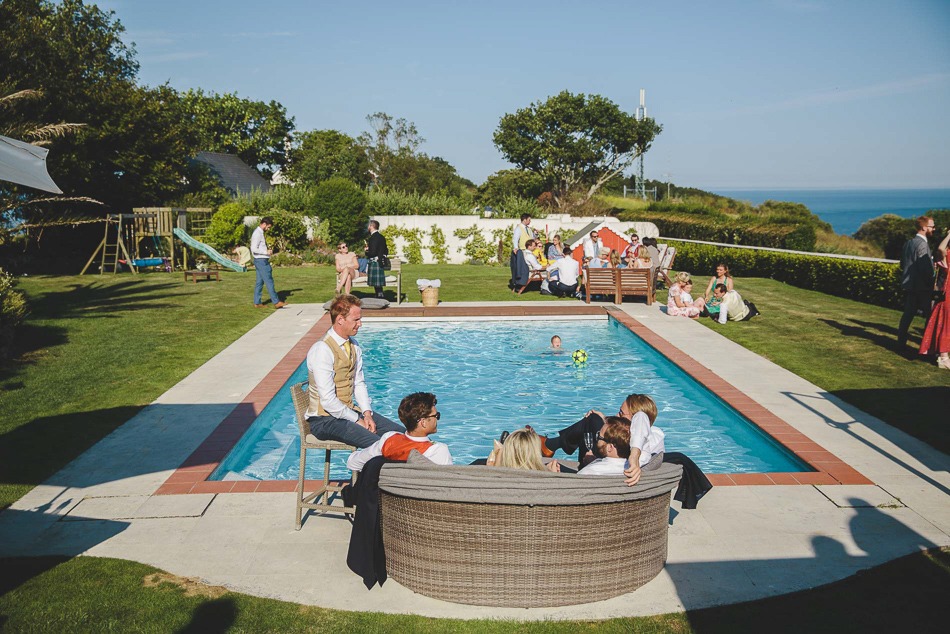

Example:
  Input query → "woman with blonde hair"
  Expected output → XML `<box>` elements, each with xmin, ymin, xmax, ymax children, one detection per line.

<box><xmin>487</xmin><ymin>428</ymin><xmax>560</xmax><ymax>472</ymax></box>
<box><xmin>608</xmin><ymin>249</ymin><xmax>623</xmax><ymax>268</ymax></box>
<box><xmin>667</xmin><ymin>272</ymin><xmax>706</xmax><ymax>318</ymax></box>
<box><xmin>633</xmin><ymin>251</ymin><xmax>652</xmax><ymax>269</ymax></box>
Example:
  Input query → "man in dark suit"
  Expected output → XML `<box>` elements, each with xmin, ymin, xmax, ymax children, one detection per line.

<box><xmin>897</xmin><ymin>216</ymin><xmax>936</xmax><ymax>350</ymax></box>
<box><xmin>365</xmin><ymin>220</ymin><xmax>389</xmax><ymax>299</ymax></box>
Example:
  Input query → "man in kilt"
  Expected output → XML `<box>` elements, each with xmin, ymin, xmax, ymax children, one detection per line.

<box><xmin>365</xmin><ymin>220</ymin><xmax>389</xmax><ymax>299</ymax></box>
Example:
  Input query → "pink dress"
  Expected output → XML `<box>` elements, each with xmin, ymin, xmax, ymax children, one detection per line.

<box><xmin>667</xmin><ymin>284</ymin><xmax>703</xmax><ymax>318</ymax></box>
<box><xmin>919</xmin><ymin>260</ymin><xmax>949</xmax><ymax>356</ymax></box>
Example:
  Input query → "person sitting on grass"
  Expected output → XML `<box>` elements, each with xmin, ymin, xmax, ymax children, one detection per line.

<box><xmin>707</xmin><ymin>284</ymin><xmax>758</xmax><ymax>323</ymax></box>
<box><xmin>667</xmin><ymin>272</ymin><xmax>706</xmax><ymax>318</ymax></box>
<box><xmin>346</xmin><ymin>392</ymin><xmax>452</xmax><ymax>472</ymax></box>
<box><xmin>704</xmin><ymin>263</ymin><xmax>734</xmax><ymax>302</ymax></box>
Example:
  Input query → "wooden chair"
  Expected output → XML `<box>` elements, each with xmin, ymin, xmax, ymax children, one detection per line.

<box><xmin>618</xmin><ymin>268</ymin><xmax>654</xmax><ymax>305</ymax></box>
<box><xmin>584</xmin><ymin>267</ymin><xmax>620</xmax><ymax>304</ymax></box>
<box><xmin>517</xmin><ymin>269</ymin><xmax>547</xmax><ymax>294</ymax></box>
<box><xmin>289</xmin><ymin>381</ymin><xmax>357</xmax><ymax>529</ymax></box>
<box><xmin>654</xmin><ymin>246</ymin><xmax>676</xmax><ymax>288</ymax></box>
<box><xmin>349</xmin><ymin>258</ymin><xmax>403</xmax><ymax>304</ymax></box>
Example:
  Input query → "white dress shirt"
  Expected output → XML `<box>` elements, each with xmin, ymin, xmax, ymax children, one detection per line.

<box><xmin>523</xmin><ymin>251</ymin><xmax>543</xmax><ymax>271</ymax></box>
<box><xmin>629</xmin><ymin>411</ymin><xmax>665</xmax><ymax>467</ymax></box>
<box><xmin>251</xmin><ymin>226</ymin><xmax>270</xmax><ymax>259</ymax></box>
<box><xmin>305</xmin><ymin>329</ymin><xmax>372</xmax><ymax>421</ymax></box>
<box><xmin>578</xmin><ymin>456</ymin><xmax>628</xmax><ymax>476</ymax></box>
<box><xmin>548</xmin><ymin>257</ymin><xmax>579</xmax><ymax>286</ymax></box>
<box><xmin>582</xmin><ymin>237</ymin><xmax>604</xmax><ymax>260</ymax></box>
<box><xmin>346</xmin><ymin>431</ymin><xmax>453</xmax><ymax>472</ymax></box>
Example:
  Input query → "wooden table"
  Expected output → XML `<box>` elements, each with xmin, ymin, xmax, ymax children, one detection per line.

<box><xmin>184</xmin><ymin>270</ymin><xmax>220</xmax><ymax>283</ymax></box>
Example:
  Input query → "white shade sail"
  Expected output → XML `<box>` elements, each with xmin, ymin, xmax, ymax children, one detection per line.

<box><xmin>0</xmin><ymin>134</ymin><xmax>63</xmax><ymax>194</ymax></box>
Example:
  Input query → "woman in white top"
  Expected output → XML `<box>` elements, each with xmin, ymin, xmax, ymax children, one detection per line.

<box><xmin>667</xmin><ymin>272</ymin><xmax>706</xmax><ymax>318</ymax></box>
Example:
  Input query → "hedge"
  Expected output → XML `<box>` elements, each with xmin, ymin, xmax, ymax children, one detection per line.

<box><xmin>618</xmin><ymin>211</ymin><xmax>817</xmax><ymax>251</ymax></box>
<box><xmin>669</xmin><ymin>240</ymin><xmax>901</xmax><ymax>307</ymax></box>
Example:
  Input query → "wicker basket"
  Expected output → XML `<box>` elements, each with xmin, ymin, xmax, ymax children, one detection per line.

<box><xmin>381</xmin><ymin>492</ymin><xmax>672</xmax><ymax>607</ymax></box>
<box><xmin>421</xmin><ymin>286</ymin><xmax>439</xmax><ymax>307</ymax></box>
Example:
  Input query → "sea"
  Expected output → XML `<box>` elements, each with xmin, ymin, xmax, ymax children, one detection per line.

<box><xmin>709</xmin><ymin>188</ymin><xmax>950</xmax><ymax>236</ymax></box>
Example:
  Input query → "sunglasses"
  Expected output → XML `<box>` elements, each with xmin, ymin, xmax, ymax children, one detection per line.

<box><xmin>595</xmin><ymin>432</ymin><xmax>607</xmax><ymax>443</ymax></box>
<box><xmin>420</xmin><ymin>411</ymin><xmax>441</xmax><ymax>422</ymax></box>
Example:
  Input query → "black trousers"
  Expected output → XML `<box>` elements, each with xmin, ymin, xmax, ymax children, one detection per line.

<box><xmin>551</xmin><ymin>281</ymin><xmax>578</xmax><ymax>298</ymax></box>
<box><xmin>544</xmin><ymin>413</ymin><xmax>604</xmax><ymax>462</ymax></box>
<box><xmin>898</xmin><ymin>290</ymin><xmax>933</xmax><ymax>345</ymax></box>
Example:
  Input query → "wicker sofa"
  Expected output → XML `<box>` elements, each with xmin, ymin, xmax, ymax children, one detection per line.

<box><xmin>378</xmin><ymin>454</ymin><xmax>683</xmax><ymax>607</ymax></box>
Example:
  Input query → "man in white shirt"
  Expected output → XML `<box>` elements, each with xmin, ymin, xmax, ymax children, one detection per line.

<box><xmin>522</xmin><ymin>239</ymin><xmax>544</xmax><ymax>270</ymax></box>
<box><xmin>305</xmin><ymin>295</ymin><xmax>405</xmax><ymax>448</ymax></box>
<box><xmin>547</xmin><ymin>246</ymin><xmax>580</xmax><ymax>297</ymax></box>
<box><xmin>251</xmin><ymin>216</ymin><xmax>287</xmax><ymax>308</ymax></box>
<box><xmin>509</xmin><ymin>213</ymin><xmax>536</xmax><ymax>290</ymax></box>
<box><xmin>582</xmin><ymin>230</ymin><xmax>604</xmax><ymax>264</ymax></box>
<box><xmin>347</xmin><ymin>392</ymin><xmax>452</xmax><ymax>471</ymax></box>
<box><xmin>578</xmin><ymin>416</ymin><xmax>631</xmax><ymax>476</ymax></box>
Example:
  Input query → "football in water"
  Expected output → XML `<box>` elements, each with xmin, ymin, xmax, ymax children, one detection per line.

<box><xmin>572</xmin><ymin>349</ymin><xmax>588</xmax><ymax>366</ymax></box>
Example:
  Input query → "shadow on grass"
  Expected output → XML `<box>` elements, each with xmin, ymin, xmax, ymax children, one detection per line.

<box><xmin>27</xmin><ymin>280</ymin><xmax>185</xmax><ymax>321</ymax></box>
<box><xmin>175</xmin><ymin>597</ymin><xmax>238</xmax><ymax>634</ymax></box>
<box><xmin>819</xmin><ymin>317</ymin><xmax>928</xmax><ymax>353</ymax></box>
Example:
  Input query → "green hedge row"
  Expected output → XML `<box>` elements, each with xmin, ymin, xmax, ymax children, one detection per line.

<box><xmin>619</xmin><ymin>211</ymin><xmax>817</xmax><ymax>251</ymax></box>
<box><xmin>669</xmin><ymin>240</ymin><xmax>901</xmax><ymax>307</ymax></box>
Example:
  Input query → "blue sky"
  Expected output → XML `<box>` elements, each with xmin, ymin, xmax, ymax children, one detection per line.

<box><xmin>99</xmin><ymin>0</ymin><xmax>950</xmax><ymax>189</ymax></box>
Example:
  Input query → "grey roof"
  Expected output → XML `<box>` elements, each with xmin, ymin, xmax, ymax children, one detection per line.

<box><xmin>566</xmin><ymin>221</ymin><xmax>603</xmax><ymax>247</ymax></box>
<box><xmin>192</xmin><ymin>151</ymin><xmax>271</xmax><ymax>197</ymax></box>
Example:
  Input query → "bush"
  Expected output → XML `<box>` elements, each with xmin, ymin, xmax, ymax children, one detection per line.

<box><xmin>312</xmin><ymin>178</ymin><xmax>368</xmax><ymax>246</ymax></box>
<box><xmin>617</xmin><ymin>210</ymin><xmax>817</xmax><ymax>251</ymax></box>
<box><xmin>264</xmin><ymin>208</ymin><xmax>308</xmax><ymax>252</ymax></box>
<box><xmin>365</xmin><ymin>189</ymin><xmax>471</xmax><ymax>217</ymax></box>
<box><xmin>205</xmin><ymin>201</ymin><xmax>251</xmax><ymax>252</ymax></box>
<box><xmin>0</xmin><ymin>267</ymin><xmax>28</xmax><ymax>361</ymax></box>
<box><xmin>669</xmin><ymin>240</ymin><xmax>901</xmax><ymax>307</ymax></box>
<box><xmin>854</xmin><ymin>214</ymin><xmax>916</xmax><ymax>260</ymax></box>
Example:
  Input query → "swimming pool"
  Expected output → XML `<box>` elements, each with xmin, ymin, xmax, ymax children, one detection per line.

<box><xmin>210</xmin><ymin>317</ymin><xmax>809</xmax><ymax>481</ymax></box>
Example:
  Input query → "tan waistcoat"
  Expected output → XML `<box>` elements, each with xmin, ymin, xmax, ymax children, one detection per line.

<box><xmin>308</xmin><ymin>336</ymin><xmax>355</xmax><ymax>416</ymax></box>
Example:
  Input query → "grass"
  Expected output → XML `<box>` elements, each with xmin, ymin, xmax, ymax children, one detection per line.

<box><xmin>1</xmin><ymin>265</ymin><xmax>948</xmax><ymax>511</ymax></box>
<box><xmin>656</xmin><ymin>276</ymin><xmax>950</xmax><ymax>456</ymax></box>
<box><xmin>1</xmin><ymin>548</ymin><xmax>948</xmax><ymax>632</ymax></box>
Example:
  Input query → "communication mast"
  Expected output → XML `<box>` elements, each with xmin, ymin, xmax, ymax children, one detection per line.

<box><xmin>634</xmin><ymin>89</ymin><xmax>647</xmax><ymax>200</ymax></box>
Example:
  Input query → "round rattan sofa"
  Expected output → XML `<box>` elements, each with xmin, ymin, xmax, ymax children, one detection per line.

<box><xmin>378</xmin><ymin>453</ymin><xmax>683</xmax><ymax>608</ymax></box>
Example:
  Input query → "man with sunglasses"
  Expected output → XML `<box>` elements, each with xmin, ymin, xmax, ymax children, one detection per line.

<box><xmin>346</xmin><ymin>392</ymin><xmax>452</xmax><ymax>472</ymax></box>
<box><xmin>897</xmin><ymin>215</ymin><xmax>937</xmax><ymax>352</ymax></box>
<box><xmin>576</xmin><ymin>416</ymin><xmax>631</xmax><ymax>476</ymax></box>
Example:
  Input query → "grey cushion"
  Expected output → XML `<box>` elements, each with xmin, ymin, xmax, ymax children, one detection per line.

<box><xmin>378</xmin><ymin>450</ymin><xmax>682</xmax><ymax>506</ymax></box>
<box><xmin>322</xmin><ymin>297</ymin><xmax>390</xmax><ymax>310</ymax></box>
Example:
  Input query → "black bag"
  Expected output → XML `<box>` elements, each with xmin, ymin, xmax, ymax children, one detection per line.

<box><xmin>378</xmin><ymin>254</ymin><xmax>391</xmax><ymax>270</ymax></box>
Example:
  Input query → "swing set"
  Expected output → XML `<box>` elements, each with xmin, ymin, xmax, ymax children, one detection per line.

<box><xmin>80</xmin><ymin>207</ymin><xmax>212</xmax><ymax>275</ymax></box>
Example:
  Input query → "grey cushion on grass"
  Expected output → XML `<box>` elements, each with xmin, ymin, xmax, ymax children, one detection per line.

<box><xmin>322</xmin><ymin>297</ymin><xmax>389</xmax><ymax>310</ymax></box>
<box><xmin>378</xmin><ymin>450</ymin><xmax>682</xmax><ymax>506</ymax></box>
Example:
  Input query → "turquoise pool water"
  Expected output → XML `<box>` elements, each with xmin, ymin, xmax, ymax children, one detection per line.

<box><xmin>210</xmin><ymin>318</ymin><xmax>809</xmax><ymax>481</ymax></box>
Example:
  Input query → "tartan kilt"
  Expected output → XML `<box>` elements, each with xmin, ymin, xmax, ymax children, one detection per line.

<box><xmin>366</xmin><ymin>260</ymin><xmax>387</xmax><ymax>287</ymax></box>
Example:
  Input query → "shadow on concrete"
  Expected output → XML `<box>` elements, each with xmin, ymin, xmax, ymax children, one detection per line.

<box><xmin>783</xmin><ymin>391</ymin><xmax>950</xmax><ymax>495</ymax></box>
<box><xmin>675</xmin><ymin>498</ymin><xmax>946</xmax><ymax>632</ymax></box>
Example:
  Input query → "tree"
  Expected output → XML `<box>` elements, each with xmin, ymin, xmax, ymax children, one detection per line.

<box><xmin>477</xmin><ymin>169</ymin><xmax>544</xmax><ymax>207</ymax></box>
<box><xmin>357</xmin><ymin>112</ymin><xmax>424</xmax><ymax>187</ymax></box>
<box><xmin>312</xmin><ymin>178</ymin><xmax>368</xmax><ymax>246</ymax></box>
<box><xmin>285</xmin><ymin>129</ymin><xmax>371</xmax><ymax>187</ymax></box>
<box><xmin>493</xmin><ymin>90</ymin><xmax>662</xmax><ymax>209</ymax></box>
<box><xmin>177</xmin><ymin>89</ymin><xmax>295</xmax><ymax>178</ymax></box>
<box><xmin>0</xmin><ymin>0</ymin><xmax>199</xmax><ymax>212</ymax></box>
<box><xmin>854</xmin><ymin>214</ymin><xmax>916</xmax><ymax>259</ymax></box>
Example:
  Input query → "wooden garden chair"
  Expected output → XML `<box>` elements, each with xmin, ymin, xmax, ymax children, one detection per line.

<box><xmin>289</xmin><ymin>381</ymin><xmax>357</xmax><ymax>529</ymax></box>
<box><xmin>584</xmin><ymin>267</ymin><xmax>620</xmax><ymax>304</ymax></box>
<box><xmin>618</xmin><ymin>268</ymin><xmax>654</xmax><ymax>305</ymax></box>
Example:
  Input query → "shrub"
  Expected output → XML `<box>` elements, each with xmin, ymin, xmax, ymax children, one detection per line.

<box><xmin>265</xmin><ymin>208</ymin><xmax>308</xmax><ymax>252</ymax></box>
<box><xmin>312</xmin><ymin>178</ymin><xmax>368</xmax><ymax>246</ymax></box>
<box><xmin>669</xmin><ymin>240</ymin><xmax>901</xmax><ymax>307</ymax></box>
<box><xmin>365</xmin><ymin>189</ymin><xmax>471</xmax><ymax>216</ymax></box>
<box><xmin>381</xmin><ymin>225</ymin><xmax>424</xmax><ymax>264</ymax></box>
<box><xmin>854</xmin><ymin>214</ymin><xmax>916</xmax><ymax>260</ymax></box>
<box><xmin>429</xmin><ymin>225</ymin><xmax>449</xmax><ymax>264</ymax></box>
<box><xmin>205</xmin><ymin>201</ymin><xmax>251</xmax><ymax>252</ymax></box>
<box><xmin>0</xmin><ymin>267</ymin><xmax>28</xmax><ymax>361</ymax></box>
<box><xmin>454</xmin><ymin>226</ymin><xmax>496</xmax><ymax>264</ymax></box>
<box><xmin>617</xmin><ymin>210</ymin><xmax>817</xmax><ymax>251</ymax></box>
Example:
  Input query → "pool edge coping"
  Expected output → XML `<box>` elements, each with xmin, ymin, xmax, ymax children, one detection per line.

<box><xmin>155</xmin><ymin>305</ymin><xmax>872</xmax><ymax>495</ymax></box>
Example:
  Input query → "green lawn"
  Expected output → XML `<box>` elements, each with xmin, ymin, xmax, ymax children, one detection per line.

<box><xmin>1</xmin><ymin>549</ymin><xmax>948</xmax><ymax>632</ymax></box>
<box><xmin>1</xmin><ymin>265</ymin><xmax>947</xmax><ymax>511</ymax></box>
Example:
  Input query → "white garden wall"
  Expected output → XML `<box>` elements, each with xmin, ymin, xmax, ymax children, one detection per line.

<box><xmin>371</xmin><ymin>215</ymin><xmax>659</xmax><ymax>264</ymax></box>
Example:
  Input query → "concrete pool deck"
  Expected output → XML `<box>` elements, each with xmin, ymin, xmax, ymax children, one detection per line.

<box><xmin>2</xmin><ymin>301</ymin><xmax>949</xmax><ymax>620</ymax></box>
